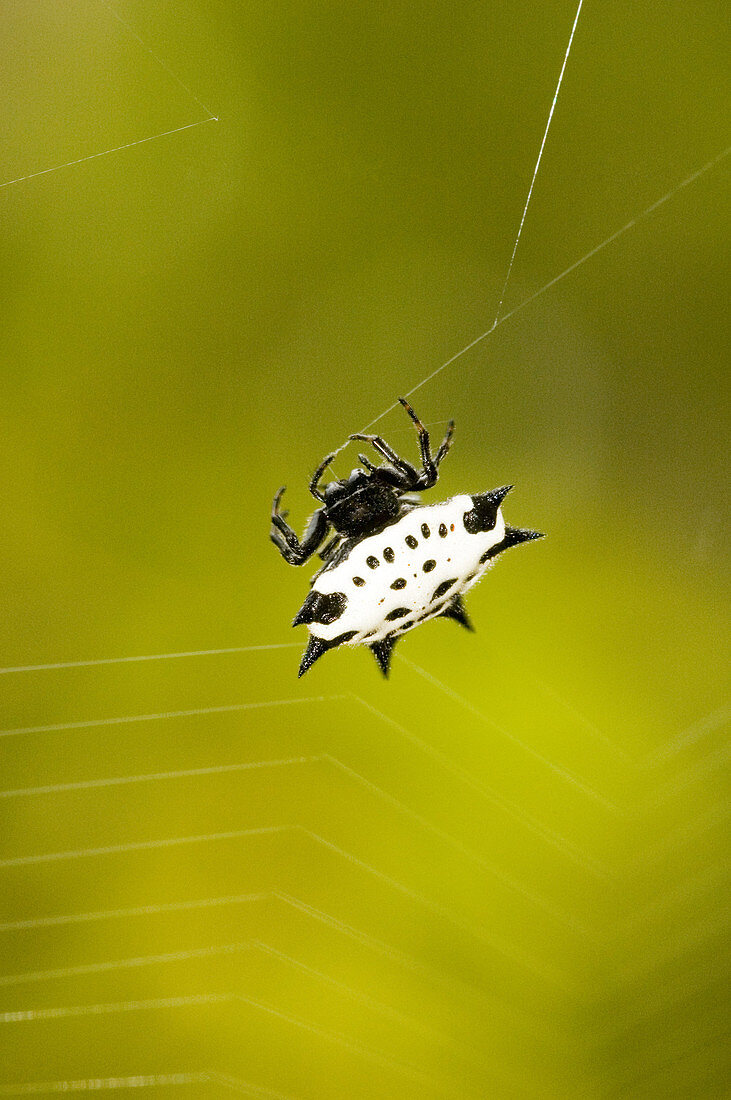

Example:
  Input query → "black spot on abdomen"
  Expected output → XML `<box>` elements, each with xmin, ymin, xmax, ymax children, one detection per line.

<box><xmin>432</xmin><ymin>578</ymin><xmax>457</xmax><ymax>599</ymax></box>
<box><xmin>390</xmin><ymin>577</ymin><xmax>407</xmax><ymax>590</ymax></box>
<box><xmin>421</xmin><ymin>523</ymin><xmax>431</xmax><ymax>538</ymax></box>
<box><xmin>405</xmin><ymin>535</ymin><xmax>418</xmax><ymax>549</ymax></box>
<box><xmin>383</xmin><ymin>546</ymin><xmax>394</xmax><ymax>562</ymax></box>
<box><xmin>422</xmin><ymin>559</ymin><xmax>436</xmax><ymax>572</ymax></box>
<box><xmin>366</xmin><ymin>555</ymin><xmax>379</xmax><ymax>569</ymax></box>
<box><xmin>353</xmin><ymin>576</ymin><xmax>365</xmax><ymax>586</ymax></box>
<box><xmin>385</xmin><ymin>607</ymin><xmax>410</xmax><ymax>621</ymax></box>
<box><xmin>438</xmin><ymin>523</ymin><xmax>448</xmax><ymax>537</ymax></box>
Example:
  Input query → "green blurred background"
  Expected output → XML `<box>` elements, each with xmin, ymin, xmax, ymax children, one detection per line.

<box><xmin>0</xmin><ymin>1</ymin><xmax>728</xmax><ymax>1096</ymax></box>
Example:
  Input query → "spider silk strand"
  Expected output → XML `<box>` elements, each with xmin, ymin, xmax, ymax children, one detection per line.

<box><xmin>360</xmin><ymin>142</ymin><xmax>730</xmax><ymax>433</ymax></box>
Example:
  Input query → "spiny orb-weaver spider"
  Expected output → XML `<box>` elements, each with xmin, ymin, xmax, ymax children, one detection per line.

<box><xmin>270</xmin><ymin>397</ymin><xmax>542</xmax><ymax>677</ymax></box>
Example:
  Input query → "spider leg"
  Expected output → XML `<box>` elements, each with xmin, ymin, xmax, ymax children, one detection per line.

<box><xmin>434</xmin><ymin>419</ymin><xmax>456</xmax><ymax>466</ymax></box>
<box><xmin>397</xmin><ymin>396</ymin><xmax>439</xmax><ymax>488</ymax></box>
<box><xmin>357</xmin><ymin>452</ymin><xmax>379</xmax><ymax>473</ymax></box>
<box><xmin>358</xmin><ymin>453</ymin><xmax>415</xmax><ymax>492</ymax></box>
<box><xmin>348</xmin><ymin>433</ymin><xmax>420</xmax><ymax>483</ymax></box>
<box><xmin>317</xmin><ymin>533</ymin><xmax>342</xmax><ymax>560</ymax></box>
<box><xmin>270</xmin><ymin>487</ymin><xmax>330</xmax><ymax>565</ymax></box>
<box><xmin>372</xmin><ymin>464</ymin><xmax>414</xmax><ymax>490</ymax></box>
<box><xmin>309</xmin><ymin>452</ymin><xmax>337</xmax><ymax>502</ymax></box>
<box><xmin>398</xmin><ymin>398</ymin><xmax>456</xmax><ymax>490</ymax></box>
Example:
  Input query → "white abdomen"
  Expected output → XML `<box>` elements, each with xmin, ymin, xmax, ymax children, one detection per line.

<box><xmin>310</xmin><ymin>494</ymin><xmax>505</xmax><ymax>645</ymax></box>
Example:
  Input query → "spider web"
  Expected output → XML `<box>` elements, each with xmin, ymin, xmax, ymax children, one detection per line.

<box><xmin>1</xmin><ymin>2</ymin><xmax>728</xmax><ymax>1097</ymax></box>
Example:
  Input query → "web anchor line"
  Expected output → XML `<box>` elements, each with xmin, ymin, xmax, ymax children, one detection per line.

<box><xmin>359</xmin><ymin>142</ymin><xmax>731</xmax><ymax>433</ymax></box>
<box><xmin>492</xmin><ymin>0</ymin><xmax>584</xmax><ymax>325</ymax></box>
<box><xmin>359</xmin><ymin>0</ymin><xmax>585</xmax><ymax>435</ymax></box>
<box><xmin>0</xmin><ymin>119</ymin><xmax>218</xmax><ymax>192</ymax></box>
<box><xmin>98</xmin><ymin>0</ymin><xmax>217</xmax><ymax>121</ymax></box>
<box><xmin>0</xmin><ymin>642</ymin><xmax>301</xmax><ymax>676</ymax></box>
<box><xmin>0</xmin><ymin>1</ymin><xmax>218</xmax><ymax>192</ymax></box>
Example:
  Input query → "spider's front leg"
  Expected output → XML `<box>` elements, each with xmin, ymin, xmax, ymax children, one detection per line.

<box><xmin>347</xmin><ymin>433</ymin><xmax>420</xmax><ymax>484</ymax></box>
<box><xmin>270</xmin><ymin>486</ymin><xmax>330</xmax><ymax>566</ymax></box>
<box><xmin>398</xmin><ymin>396</ymin><xmax>455</xmax><ymax>490</ymax></box>
<box><xmin>349</xmin><ymin>398</ymin><xmax>455</xmax><ymax>492</ymax></box>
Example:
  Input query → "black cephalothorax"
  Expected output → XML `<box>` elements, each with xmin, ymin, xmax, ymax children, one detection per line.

<box><xmin>270</xmin><ymin>397</ymin><xmax>455</xmax><ymax>566</ymax></box>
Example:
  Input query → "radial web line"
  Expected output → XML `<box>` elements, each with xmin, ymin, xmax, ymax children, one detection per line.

<box><xmin>360</xmin><ymin>142</ymin><xmax>731</xmax><ymax>432</ymax></box>
<box><xmin>642</xmin><ymin>701</ymin><xmax>731</xmax><ymax>766</ymax></box>
<box><xmin>392</xmin><ymin>658</ymin><xmax>622</xmax><ymax>811</ymax></box>
<box><xmin>0</xmin><ymin>994</ymin><xmax>229</xmax><ymax>1024</ymax></box>
<box><xmin>0</xmin><ymin>942</ymin><xmax>254</xmax><ymax>988</ymax></box>
<box><xmin>320</xmin><ymin>753</ymin><xmax>590</xmax><ymax>935</ymax></box>
<box><xmin>0</xmin><ymin>825</ymin><xmax>288</xmax><ymax>869</ymax></box>
<box><xmin>0</xmin><ymin>814</ymin><xmax>566</xmax><ymax>984</ymax></box>
<box><xmin>0</xmin><ymin>695</ymin><xmax>342</xmax><ymax>739</ymax></box>
<box><xmin>492</xmin><ymin>0</ymin><xmax>584</xmax><ymax>324</ymax></box>
<box><xmin>0</xmin><ymin>994</ymin><xmax>434</xmax><ymax>1089</ymax></box>
<box><xmin>0</xmin><ymin>741</ymin><xmax>585</xmax><ymax>933</ymax></box>
<box><xmin>349</xmin><ymin>693</ymin><xmax>608</xmax><ymax>874</ymax></box>
<box><xmin>0</xmin><ymin>889</ymin><xmax>425</xmax><ymax>988</ymax></box>
<box><xmin>226</xmin><ymin>994</ymin><xmax>446</xmax><ymax>1088</ymax></box>
<box><xmin>0</xmin><ymin>885</ymin><xmax>552</xmax><ymax>1034</ymax></box>
<box><xmin>0</xmin><ymin>119</ymin><xmax>218</xmax><ymax>191</ymax></box>
<box><xmin>0</xmin><ymin>642</ymin><xmax>301</xmax><ymax>676</ymax></box>
<box><xmin>0</xmin><ymin>938</ymin><xmax>452</xmax><ymax>1050</ymax></box>
<box><xmin>0</xmin><ymin>893</ymin><xmax>269</xmax><ymax>934</ymax></box>
<box><xmin>0</xmin><ymin>755</ymin><xmax>317</xmax><ymax>799</ymax></box>
<box><xmin>641</xmin><ymin>742</ymin><xmax>730</xmax><ymax>809</ymax></box>
<box><xmin>249</xmin><ymin>941</ymin><xmax>451</xmax><ymax>1045</ymax></box>
<box><xmin>0</xmin><ymin>1075</ymin><xmax>209</xmax><ymax>1095</ymax></box>
<box><xmin>98</xmin><ymin>0</ymin><xmax>217</xmax><ymax>120</ymax></box>
<box><xmin>299</xmin><ymin>827</ymin><xmax>569</xmax><ymax>987</ymax></box>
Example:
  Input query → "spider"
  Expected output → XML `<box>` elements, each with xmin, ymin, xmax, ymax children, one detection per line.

<box><xmin>270</xmin><ymin>397</ymin><xmax>454</xmax><ymax>565</ymax></box>
<box><xmin>270</xmin><ymin>397</ymin><xmax>541</xmax><ymax>677</ymax></box>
